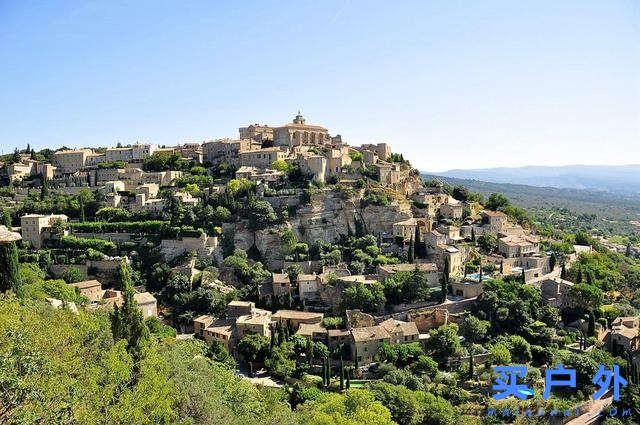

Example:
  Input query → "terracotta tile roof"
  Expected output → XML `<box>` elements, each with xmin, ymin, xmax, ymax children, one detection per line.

<box><xmin>296</xmin><ymin>322</ymin><xmax>327</xmax><ymax>336</ymax></box>
<box><xmin>273</xmin><ymin>310</ymin><xmax>324</xmax><ymax>321</ymax></box>
<box><xmin>272</xmin><ymin>273</ymin><xmax>290</xmax><ymax>284</ymax></box>
<box><xmin>379</xmin><ymin>318</ymin><xmax>419</xmax><ymax>337</ymax></box>
<box><xmin>134</xmin><ymin>292</ymin><xmax>156</xmax><ymax>305</ymax></box>
<box><xmin>351</xmin><ymin>325</ymin><xmax>390</xmax><ymax>342</ymax></box>
<box><xmin>71</xmin><ymin>279</ymin><xmax>102</xmax><ymax>290</ymax></box>
<box><xmin>379</xmin><ymin>263</ymin><xmax>438</xmax><ymax>273</ymax></box>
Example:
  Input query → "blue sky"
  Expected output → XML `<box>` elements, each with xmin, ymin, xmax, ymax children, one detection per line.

<box><xmin>1</xmin><ymin>1</ymin><xmax>638</xmax><ymax>171</ymax></box>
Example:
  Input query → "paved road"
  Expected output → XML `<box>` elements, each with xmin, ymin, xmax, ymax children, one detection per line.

<box><xmin>566</xmin><ymin>392</ymin><xmax>613</xmax><ymax>425</ymax></box>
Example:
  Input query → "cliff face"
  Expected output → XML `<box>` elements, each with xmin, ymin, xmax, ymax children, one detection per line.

<box><xmin>288</xmin><ymin>189</ymin><xmax>413</xmax><ymax>245</ymax></box>
<box><xmin>225</xmin><ymin>186</ymin><xmax>415</xmax><ymax>270</ymax></box>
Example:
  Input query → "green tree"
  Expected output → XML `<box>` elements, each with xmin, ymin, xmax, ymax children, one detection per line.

<box><xmin>0</xmin><ymin>239</ymin><xmax>20</xmax><ymax>293</ymax></box>
<box><xmin>407</xmin><ymin>236</ymin><xmax>415</xmax><ymax>263</ymax></box>
<box><xmin>61</xmin><ymin>266</ymin><xmax>85</xmax><ymax>284</ymax></box>
<box><xmin>340</xmin><ymin>283</ymin><xmax>386</xmax><ymax>313</ymax></box>
<box><xmin>425</xmin><ymin>324</ymin><xmax>462</xmax><ymax>366</ymax></box>
<box><xmin>237</xmin><ymin>334</ymin><xmax>269</xmax><ymax>377</ymax></box>
<box><xmin>110</xmin><ymin>260</ymin><xmax>150</xmax><ymax>367</ymax></box>
<box><xmin>2</xmin><ymin>208</ymin><xmax>12</xmax><ymax>229</ymax></box>
<box><xmin>441</xmin><ymin>256</ymin><xmax>450</xmax><ymax>303</ymax></box>
<box><xmin>459</xmin><ymin>315</ymin><xmax>489</xmax><ymax>344</ymax></box>
<box><xmin>477</xmin><ymin>233</ymin><xmax>497</xmax><ymax>252</ymax></box>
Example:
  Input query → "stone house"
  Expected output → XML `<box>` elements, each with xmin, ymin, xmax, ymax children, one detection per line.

<box><xmin>134</xmin><ymin>292</ymin><xmax>158</xmax><ymax>318</ymax></box>
<box><xmin>350</xmin><ymin>325</ymin><xmax>391</xmax><ymax>364</ymax></box>
<box><xmin>20</xmin><ymin>213</ymin><xmax>68</xmax><ymax>249</ymax></box>
<box><xmin>540</xmin><ymin>278</ymin><xmax>575</xmax><ymax>308</ymax></box>
<box><xmin>440</xmin><ymin>201</ymin><xmax>464</xmax><ymax>220</ymax></box>
<box><xmin>203</xmin><ymin>318</ymin><xmax>236</xmax><ymax>351</ymax></box>
<box><xmin>379</xmin><ymin>318</ymin><xmax>419</xmax><ymax>345</ymax></box>
<box><xmin>235</xmin><ymin>308</ymin><xmax>272</xmax><ymax>340</ymax></box>
<box><xmin>51</xmin><ymin>149</ymin><xmax>93</xmax><ymax>173</ymax></box>
<box><xmin>272</xmin><ymin>310</ymin><xmax>324</xmax><ymax>331</ymax></box>
<box><xmin>425</xmin><ymin>230</ymin><xmax>447</xmax><ymax>255</ymax></box>
<box><xmin>393</xmin><ymin>218</ymin><xmax>418</xmax><ymax>242</ymax></box>
<box><xmin>376</xmin><ymin>262</ymin><xmax>440</xmax><ymax>287</ymax></box>
<box><xmin>451</xmin><ymin>280</ymin><xmax>483</xmax><ymax>299</ymax></box>
<box><xmin>295</xmin><ymin>322</ymin><xmax>328</xmax><ymax>342</ymax></box>
<box><xmin>327</xmin><ymin>329</ymin><xmax>351</xmax><ymax>351</ymax></box>
<box><xmin>271</xmin><ymin>272</ymin><xmax>296</xmax><ymax>298</ymax></box>
<box><xmin>498</xmin><ymin>235</ymin><xmax>539</xmax><ymax>258</ymax></box>
<box><xmin>70</xmin><ymin>279</ymin><xmax>103</xmax><ymax>302</ymax></box>
<box><xmin>239</xmin><ymin>147</ymin><xmax>288</xmax><ymax>169</ymax></box>
<box><xmin>482</xmin><ymin>210</ymin><xmax>508</xmax><ymax>234</ymax></box>
<box><xmin>203</xmin><ymin>138</ymin><xmax>257</xmax><ymax>166</ymax></box>
<box><xmin>359</xmin><ymin>143</ymin><xmax>391</xmax><ymax>161</ymax></box>
<box><xmin>239</xmin><ymin>124</ymin><xmax>274</xmax><ymax>142</ymax></box>
<box><xmin>298</xmin><ymin>274</ymin><xmax>322</xmax><ymax>302</ymax></box>
<box><xmin>609</xmin><ymin>316</ymin><xmax>639</xmax><ymax>354</ymax></box>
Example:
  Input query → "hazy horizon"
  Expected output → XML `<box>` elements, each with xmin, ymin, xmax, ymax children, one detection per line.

<box><xmin>2</xmin><ymin>1</ymin><xmax>638</xmax><ymax>171</ymax></box>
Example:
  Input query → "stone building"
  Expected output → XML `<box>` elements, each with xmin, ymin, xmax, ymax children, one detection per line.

<box><xmin>440</xmin><ymin>201</ymin><xmax>463</xmax><ymax>220</ymax></box>
<box><xmin>273</xmin><ymin>113</ymin><xmax>331</xmax><ymax>148</ymax></box>
<box><xmin>482</xmin><ymin>210</ymin><xmax>508</xmax><ymax>234</ymax></box>
<box><xmin>239</xmin><ymin>124</ymin><xmax>274</xmax><ymax>142</ymax></box>
<box><xmin>360</xmin><ymin>143</ymin><xmax>391</xmax><ymax>161</ymax></box>
<box><xmin>350</xmin><ymin>325</ymin><xmax>391</xmax><ymax>364</ymax></box>
<box><xmin>239</xmin><ymin>147</ymin><xmax>287</xmax><ymax>168</ymax></box>
<box><xmin>272</xmin><ymin>310</ymin><xmax>324</xmax><ymax>331</ymax></box>
<box><xmin>498</xmin><ymin>235</ymin><xmax>540</xmax><ymax>258</ymax></box>
<box><xmin>51</xmin><ymin>149</ymin><xmax>93</xmax><ymax>173</ymax></box>
<box><xmin>609</xmin><ymin>316</ymin><xmax>639</xmax><ymax>354</ymax></box>
<box><xmin>20</xmin><ymin>214</ymin><xmax>68</xmax><ymax>249</ymax></box>
<box><xmin>379</xmin><ymin>318</ymin><xmax>419</xmax><ymax>345</ymax></box>
<box><xmin>203</xmin><ymin>138</ymin><xmax>257</xmax><ymax>166</ymax></box>
<box><xmin>376</xmin><ymin>262</ymin><xmax>440</xmax><ymax>287</ymax></box>
<box><xmin>70</xmin><ymin>280</ymin><xmax>103</xmax><ymax>302</ymax></box>
<box><xmin>105</xmin><ymin>144</ymin><xmax>156</xmax><ymax>162</ymax></box>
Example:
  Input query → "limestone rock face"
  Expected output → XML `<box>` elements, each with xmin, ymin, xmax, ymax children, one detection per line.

<box><xmin>289</xmin><ymin>189</ymin><xmax>413</xmax><ymax>245</ymax></box>
<box><xmin>255</xmin><ymin>226</ymin><xmax>288</xmax><ymax>270</ymax></box>
<box><xmin>221</xmin><ymin>186</ymin><xmax>415</xmax><ymax>270</ymax></box>
<box><xmin>290</xmin><ymin>189</ymin><xmax>357</xmax><ymax>244</ymax></box>
<box><xmin>360</xmin><ymin>200</ymin><xmax>412</xmax><ymax>236</ymax></box>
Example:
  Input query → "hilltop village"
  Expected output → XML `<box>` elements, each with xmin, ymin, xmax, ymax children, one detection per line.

<box><xmin>1</xmin><ymin>114</ymin><xmax>640</xmax><ymax>424</ymax></box>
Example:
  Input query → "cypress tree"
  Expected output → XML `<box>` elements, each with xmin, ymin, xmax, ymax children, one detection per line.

<box><xmin>0</xmin><ymin>241</ymin><xmax>20</xmax><ymax>293</ymax></box>
<box><xmin>549</xmin><ymin>253</ymin><xmax>556</xmax><ymax>271</ymax></box>
<box><xmin>340</xmin><ymin>355</ymin><xmax>345</xmax><ymax>391</ymax></box>
<box><xmin>588</xmin><ymin>311</ymin><xmax>596</xmax><ymax>337</ymax></box>
<box><xmin>322</xmin><ymin>360</ymin><xmax>327</xmax><ymax>387</ymax></box>
<box><xmin>626</xmin><ymin>243</ymin><xmax>632</xmax><ymax>257</ymax></box>
<box><xmin>521</xmin><ymin>268</ymin><xmax>526</xmax><ymax>284</ymax></box>
<box><xmin>441</xmin><ymin>256</ymin><xmax>449</xmax><ymax>303</ymax></box>
<box><xmin>577</xmin><ymin>269</ymin><xmax>583</xmax><ymax>283</ymax></box>
<box><xmin>561</xmin><ymin>263</ymin><xmax>567</xmax><ymax>279</ymax></box>
<box><xmin>346</xmin><ymin>369</ymin><xmax>351</xmax><ymax>389</ymax></box>
<box><xmin>499</xmin><ymin>260</ymin><xmax>504</xmax><ymax>275</ymax></box>
<box><xmin>110</xmin><ymin>260</ymin><xmax>149</xmax><ymax>370</ymax></box>
<box><xmin>40</xmin><ymin>176</ymin><xmax>50</xmax><ymax>200</ymax></box>
<box><xmin>407</xmin><ymin>236</ymin><xmax>415</xmax><ymax>263</ymax></box>
<box><xmin>354</xmin><ymin>348</ymin><xmax>359</xmax><ymax>369</ymax></box>
<box><xmin>2</xmin><ymin>209</ymin><xmax>12</xmax><ymax>230</ymax></box>
<box><xmin>468</xmin><ymin>345</ymin><xmax>474</xmax><ymax>379</ymax></box>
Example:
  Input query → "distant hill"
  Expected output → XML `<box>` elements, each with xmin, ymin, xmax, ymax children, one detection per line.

<box><xmin>428</xmin><ymin>165</ymin><xmax>640</xmax><ymax>196</ymax></box>
<box><xmin>420</xmin><ymin>173</ymin><xmax>640</xmax><ymax>235</ymax></box>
